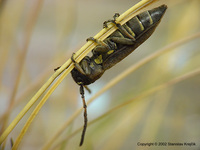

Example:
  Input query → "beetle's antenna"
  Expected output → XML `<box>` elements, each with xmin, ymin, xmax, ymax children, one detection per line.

<box><xmin>79</xmin><ymin>84</ymin><xmax>87</xmax><ymax>146</ymax></box>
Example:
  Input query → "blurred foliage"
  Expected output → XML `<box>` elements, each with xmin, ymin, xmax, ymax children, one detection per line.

<box><xmin>0</xmin><ymin>0</ymin><xmax>200</xmax><ymax>150</ymax></box>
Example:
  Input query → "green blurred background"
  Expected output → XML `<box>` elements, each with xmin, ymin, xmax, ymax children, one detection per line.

<box><xmin>0</xmin><ymin>0</ymin><xmax>200</xmax><ymax>149</ymax></box>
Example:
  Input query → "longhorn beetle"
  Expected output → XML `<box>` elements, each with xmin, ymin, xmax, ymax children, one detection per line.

<box><xmin>55</xmin><ymin>4</ymin><xmax>167</xmax><ymax>146</ymax></box>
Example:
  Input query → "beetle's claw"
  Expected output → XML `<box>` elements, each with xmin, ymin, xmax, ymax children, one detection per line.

<box><xmin>113</xmin><ymin>13</ymin><xmax>120</xmax><ymax>21</ymax></box>
<box><xmin>103</xmin><ymin>13</ymin><xmax>120</xmax><ymax>28</ymax></box>
<box><xmin>86</xmin><ymin>37</ymin><xmax>96</xmax><ymax>42</ymax></box>
<box><xmin>71</xmin><ymin>53</ymin><xmax>76</xmax><ymax>63</ymax></box>
<box><xmin>103</xmin><ymin>20</ymin><xmax>112</xmax><ymax>28</ymax></box>
<box><xmin>54</xmin><ymin>66</ymin><xmax>60</xmax><ymax>72</ymax></box>
<box><xmin>87</xmin><ymin>37</ymin><xmax>103</xmax><ymax>46</ymax></box>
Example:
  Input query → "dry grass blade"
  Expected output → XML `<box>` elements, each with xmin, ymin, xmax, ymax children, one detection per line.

<box><xmin>0</xmin><ymin>0</ymin><xmax>156</xmax><ymax>149</ymax></box>
<box><xmin>42</xmin><ymin>29</ymin><xmax>200</xmax><ymax>149</ymax></box>
<box><xmin>0</xmin><ymin>0</ymin><xmax>44</xmax><ymax>146</ymax></box>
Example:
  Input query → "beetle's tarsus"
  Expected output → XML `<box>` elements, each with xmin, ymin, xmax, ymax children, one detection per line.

<box><xmin>103</xmin><ymin>13</ymin><xmax>120</xmax><ymax>28</ymax></box>
<box><xmin>71</xmin><ymin>53</ymin><xmax>88</xmax><ymax>75</ymax></box>
<box><xmin>103</xmin><ymin>20</ymin><xmax>115</xmax><ymax>28</ymax></box>
<box><xmin>113</xmin><ymin>13</ymin><xmax>120</xmax><ymax>20</ymax></box>
<box><xmin>87</xmin><ymin>37</ymin><xmax>102</xmax><ymax>45</ymax></box>
<box><xmin>86</xmin><ymin>37</ymin><xmax>96</xmax><ymax>42</ymax></box>
<box><xmin>54</xmin><ymin>66</ymin><xmax>60</xmax><ymax>72</ymax></box>
<box><xmin>103</xmin><ymin>19</ymin><xmax>119</xmax><ymax>28</ymax></box>
<box><xmin>71</xmin><ymin>53</ymin><xmax>76</xmax><ymax>63</ymax></box>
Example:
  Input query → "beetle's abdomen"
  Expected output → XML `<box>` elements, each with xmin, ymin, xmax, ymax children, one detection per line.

<box><xmin>125</xmin><ymin>5</ymin><xmax>167</xmax><ymax>38</ymax></box>
<box><xmin>103</xmin><ymin>5</ymin><xmax>167</xmax><ymax>70</ymax></box>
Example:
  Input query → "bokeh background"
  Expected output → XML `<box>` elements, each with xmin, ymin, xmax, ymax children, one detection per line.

<box><xmin>0</xmin><ymin>0</ymin><xmax>200</xmax><ymax>149</ymax></box>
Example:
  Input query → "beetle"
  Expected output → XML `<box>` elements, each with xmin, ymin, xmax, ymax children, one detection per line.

<box><xmin>55</xmin><ymin>4</ymin><xmax>167</xmax><ymax>146</ymax></box>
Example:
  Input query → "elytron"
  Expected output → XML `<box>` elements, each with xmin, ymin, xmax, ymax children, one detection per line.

<box><xmin>56</xmin><ymin>4</ymin><xmax>167</xmax><ymax>146</ymax></box>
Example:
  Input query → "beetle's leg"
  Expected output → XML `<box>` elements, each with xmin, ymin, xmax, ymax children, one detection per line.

<box><xmin>108</xmin><ymin>36</ymin><xmax>135</xmax><ymax>45</ymax></box>
<box><xmin>87</xmin><ymin>37</ymin><xmax>108</xmax><ymax>48</ymax></box>
<box><xmin>112</xmin><ymin>13</ymin><xmax>120</xmax><ymax>21</ymax></box>
<box><xmin>103</xmin><ymin>13</ymin><xmax>119</xmax><ymax>28</ymax></box>
<box><xmin>87</xmin><ymin>37</ymin><xmax>110</xmax><ymax>55</ymax></box>
<box><xmin>103</xmin><ymin>19</ymin><xmax>113</xmax><ymax>28</ymax></box>
<box><xmin>71</xmin><ymin>53</ymin><xmax>86</xmax><ymax>75</ymax></box>
<box><xmin>79</xmin><ymin>84</ymin><xmax>88</xmax><ymax>146</ymax></box>
<box><xmin>103</xmin><ymin>13</ymin><xmax>136</xmax><ymax>41</ymax></box>
<box><xmin>86</xmin><ymin>37</ymin><xmax>97</xmax><ymax>43</ymax></box>
<box><xmin>113</xmin><ymin>21</ymin><xmax>136</xmax><ymax>41</ymax></box>
<box><xmin>103</xmin><ymin>13</ymin><xmax>120</xmax><ymax>28</ymax></box>
<box><xmin>71</xmin><ymin>53</ymin><xmax>92</xmax><ymax>75</ymax></box>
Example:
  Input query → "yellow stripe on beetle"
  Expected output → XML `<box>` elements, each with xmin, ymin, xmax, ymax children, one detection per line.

<box><xmin>135</xmin><ymin>16</ymin><xmax>144</xmax><ymax>31</ymax></box>
<box><xmin>147</xmin><ymin>11</ymin><xmax>153</xmax><ymax>25</ymax></box>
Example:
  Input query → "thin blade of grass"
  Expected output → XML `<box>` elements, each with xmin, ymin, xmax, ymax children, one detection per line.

<box><xmin>0</xmin><ymin>0</ymin><xmax>44</xmax><ymax>145</ymax></box>
<box><xmin>12</xmin><ymin>65</ymin><xmax>74</xmax><ymax>149</ymax></box>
